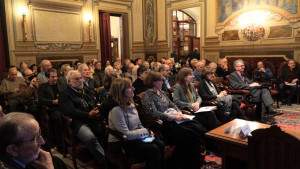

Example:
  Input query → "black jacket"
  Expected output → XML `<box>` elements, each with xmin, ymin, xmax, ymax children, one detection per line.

<box><xmin>197</xmin><ymin>79</ymin><xmax>221</xmax><ymax>100</ymax></box>
<box><xmin>279</xmin><ymin>67</ymin><xmax>300</xmax><ymax>83</ymax></box>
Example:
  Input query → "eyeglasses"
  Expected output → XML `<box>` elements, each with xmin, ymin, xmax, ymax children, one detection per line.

<box><xmin>14</xmin><ymin>128</ymin><xmax>42</xmax><ymax>144</ymax></box>
<box><xmin>237</xmin><ymin>65</ymin><xmax>245</xmax><ymax>67</ymax></box>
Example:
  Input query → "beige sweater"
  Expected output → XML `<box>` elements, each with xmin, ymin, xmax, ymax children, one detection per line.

<box><xmin>0</xmin><ymin>77</ymin><xmax>26</xmax><ymax>100</ymax></box>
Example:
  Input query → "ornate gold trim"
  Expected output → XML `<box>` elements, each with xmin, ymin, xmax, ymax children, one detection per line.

<box><xmin>216</xmin><ymin>1</ymin><xmax>300</xmax><ymax>27</ymax></box>
<box><xmin>143</xmin><ymin>0</ymin><xmax>157</xmax><ymax>47</ymax></box>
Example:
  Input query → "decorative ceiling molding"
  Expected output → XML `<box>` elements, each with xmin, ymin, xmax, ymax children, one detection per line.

<box><xmin>29</xmin><ymin>0</ymin><xmax>84</xmax><ymax>10</ymax></box>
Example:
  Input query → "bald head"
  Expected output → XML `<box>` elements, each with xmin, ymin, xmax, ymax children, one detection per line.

<box><xmin>195</xmin><ymin>61</ymin><xmax>205</xmax><ymax>72</ymax></box>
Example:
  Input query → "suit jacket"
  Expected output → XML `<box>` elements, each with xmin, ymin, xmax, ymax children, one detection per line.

<box><xmin>197</xmin><ymin>79</ymin><xmax>221</xmax><ymax>101</ymax></box>
<box><xmin>216</xmin><ymin>66</ymin><xmax>230</xmax><ymax>79</ymax></box>
<box><xmin>229</xmin><ymin>71</ymin><xmax>252</xmax><ymax>90</ymax></box>
<box><xmin>279</xmin><ymin>67</ymin><xmax>300</xmax><ymax>83</ymax></box>
<box><xmin>0</xmin><ymin>155</ymin><xmax>36</xmax><ymax>169</ymax></box>
<box><xmin>57</xmin><ymin>76</ymin><xmax>68</xmax><ymax>92</ymax></box>
<box><xmin>173</xmin><ymin>84</ymin><xmax>202</xmax><ymax>109</ymax></box>
<box><xmin>193</xmin><ymin>70</ymin><xmax>202</xmax><ymax>82</ymax></box>
<box><xmin>38</xmin><ymin>82</ymin><xmax>63</xmax><ymax>108</ymax></box>
<box><xmin>83</xmin><ymin>77</ymin><xmax>99</xmax><ymax>99</ymax></box>
<box><xmin>58</xmin><ymin>85</ymin><xmax>97</xmax><ymax>134</ymax></box>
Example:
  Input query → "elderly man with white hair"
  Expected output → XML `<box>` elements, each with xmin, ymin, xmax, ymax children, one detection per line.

<box><xmin>37</xmin><ymin>60</ymin><xmax>52</xmax><ymax>83</ymax></box>
<box><xmin>78</xmin><ymin>63</ymin><xmax>99</xmax><ymax>99</ymax></box>
<box><xmin>59</xmin><ymin>70</ymin><xmax>105</xmax><ymax>166</ymax></box>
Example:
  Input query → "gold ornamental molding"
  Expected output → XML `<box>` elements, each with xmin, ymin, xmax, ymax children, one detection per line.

<box><xmin>205</xmin><ymin>36</ymin><xmax>220</xmax><ymax>46</ymax></box>
<box><xmin>34</xmin><ymin>43</ymin><xmax>83</xmax><ymax>51</ymax></box>
<box><xmin>29</xmin><ymin>0</ymin><xmax>84</xmax><ymax>11</ymax></box>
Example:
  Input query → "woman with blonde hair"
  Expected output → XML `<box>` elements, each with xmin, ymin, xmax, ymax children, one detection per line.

<box><xmin>108</xmin><ymin>78</ymin><xmax>162</xmax><ymax>169</ymax></box>
<box><xmin>173</xmin><ymin>67</ymin><xmax>218</xmax><ymax>131</ymax></box>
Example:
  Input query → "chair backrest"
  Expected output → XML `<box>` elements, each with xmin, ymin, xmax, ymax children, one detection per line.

<box><xmin>248</xmin><ymin>125</ymin><xmax>300</xmax><ymax>169</ymax></box>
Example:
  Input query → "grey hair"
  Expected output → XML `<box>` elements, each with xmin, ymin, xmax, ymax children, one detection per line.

<box><xmin>60</xmin><ymin>64</ymin><xmax>70</xmax><ymax>73</ymax></box>
<box><xmin>39</xmin><ymin>60</ymin><xmax>50</xmax><ymax>67</ymax></box>
<box><xmin>208</xmin><ymin>62</ymin><xmax>217</xmax><ymax>68</ymax></box>
<box><xmin>66</xmin><ymin>70</ymin><xmax>79</xmax><ymax>81</ymax></box>
<box><xmin>158</xmin><ymin>64</ymin><xmax>167</xmax><ymax>72</ymax></box>
<box><xmin>104</xmin><ymin>66</ymin><xmax>113</xmax><ymax>75</ymax></box>
<box><xmin>233</xmin><ymin>59</ymin><xmax>244</xmax><ymax>68</ymax></box>
<box><xmin>78</xmin><ymin>63</ymin><xmax>88</xmax><ymax>72</ymax></box>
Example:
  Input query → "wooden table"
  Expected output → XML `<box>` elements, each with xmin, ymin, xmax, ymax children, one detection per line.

<box><xmin>205</xmin><ymin>119</ymin><xmax>300</xmax><ymax>169</ymax></box>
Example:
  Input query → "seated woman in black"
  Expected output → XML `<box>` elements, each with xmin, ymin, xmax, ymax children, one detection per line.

<box><xmin>198</xmin><ymin>66</ymin><xmax>247</xmax><ymax>123</ymax></box>
<box><xmin>142</xmin><ymin>71</ymin><xmax>206</xmax><ymax>169</ymax></box>
<box><xmin>132</xmin><ymin>66</ymin><xmax>149</xmax><ymax>98</ymax></box>
<box><xmin>173</xmin><ymin>67</ymin><xmax>218</xmax><ymax>131</ymax></box>
<box><xmin>108</xmin><ymin>78</ymin><xmax>163</xmax><ymax>169</ymax></box>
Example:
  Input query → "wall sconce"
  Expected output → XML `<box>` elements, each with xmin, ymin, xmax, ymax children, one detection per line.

<box><xmin>84</xmin><ymin>14</ymin><xmax>93</xmax><ymax>42</ymax></box>
<box><xmin>18</xmin><ymin>6</ymin><xmax>28</xmax><ymax>42</ymax></box>
<box><xmin>238</xmin><ymin>10</ymin><xmax>270</xmax><ymax>41</ymax></box>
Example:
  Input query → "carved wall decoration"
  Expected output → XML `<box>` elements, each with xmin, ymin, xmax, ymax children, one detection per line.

<box><xmin>242</xmin><ymin>25</ymin><xmax>265</xmax><ymax>41</ymax></box>
<box><xmin>34</xmin><ymin>43</ymin><xmax>83</xmax><ymax>51</ymax></box>
<box><xmin>222</xmin><ymin>30</ymin><xmax>240</xmax><ymax>41</ymax></box>
<box><xmin>269</xmin><ymin>25</ymin><xmax>293</xmax><ymax>38</ymax></box>
<box><xmin>144</xmin><ymin>0</ymin><xmax>157</xmax><ymax>46</ymax></box>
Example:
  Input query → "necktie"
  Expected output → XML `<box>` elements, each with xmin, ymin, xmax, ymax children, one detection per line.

<box><xmin>240</xmin><ymin>74</ymin><xmax>248</xmax><ymax>84</ymax></box>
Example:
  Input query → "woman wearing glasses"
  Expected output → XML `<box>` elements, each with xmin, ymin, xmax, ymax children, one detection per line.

<box><xmin>198</xmin><ymin>66</ymin><xmax>247</xmax><ymax>123</ymax></box>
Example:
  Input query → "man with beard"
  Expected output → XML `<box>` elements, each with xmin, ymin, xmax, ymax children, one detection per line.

<box><xmin>38</xmin><ymin>69</ymin><xmax>63</xmax><ymax>152</ymax></box>
<box><xmin>58</xmin><ymin>70</ymin><xmax>105</xmax><ymax>166</ymax></box>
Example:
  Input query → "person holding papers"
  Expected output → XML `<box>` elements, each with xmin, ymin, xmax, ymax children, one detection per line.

<box><xmin>198</xmin><ymin>66</ymin><xmax>247</xmax><ymax>123</ymax></box>
<box><xmin>108</xmin><ymin>78</ymin><xmax>163</xmax><ymax>169</ymax></box>
<box><xmin>173</xmin><ymin>68</ymin><xmax>218</xmax><ymax>131</ymax></box>
<box><xmin>142</xmin><ymin>71</ymin><xmax>205</xmax><ymax>169</ymax></box>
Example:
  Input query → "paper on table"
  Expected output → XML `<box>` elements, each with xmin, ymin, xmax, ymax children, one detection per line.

<box><xmin>194</xmin><ymin>106</ymin><xmax>217</xmax><ymax>113</ymax></box>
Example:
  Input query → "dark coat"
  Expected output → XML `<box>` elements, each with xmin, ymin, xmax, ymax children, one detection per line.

<box><xmin>132</xmin><ymin>78</ymin><xmax>147</xmax><ymax>97</ymax></box>
<box><xmin>229</xmin><ymin>71</ymin><xmax>252</xmax><ymax>90</ymax></box>
<box><xmin>83</xmin><ymin>77</ymin><xmax>99</xmax><ymax>99</ymax></box>
<box><xmin>279</xmin><ymin>67</ymin><xmax>300</xmax><ymax>83</ymax></box>
<box><xmin>58</xmin><ymin>85</ymin><xmax>97</xmax><ymax>134</ymax></box>
<box><xmin>38</xmin><ymin>82</ymin><xmax>63</xmax><ymax>109</ymax></box>
<box><xmin>197</xmin><ymin>79</ymin><xmax>221</xmax><ymax>100</ymax></box>
<box><xmin>216</xmin><ymin>66</ymin><xmax>230</xmax><ymax>79</ymax></box>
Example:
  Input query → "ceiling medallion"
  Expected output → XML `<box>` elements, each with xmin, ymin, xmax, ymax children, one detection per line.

<box><xmin>242</xmin><ymin>25</ymin><xmax>265</xmax><ymax>41</ymax></box>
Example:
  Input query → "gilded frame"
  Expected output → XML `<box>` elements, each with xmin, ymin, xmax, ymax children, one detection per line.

<box><xmin>143</xmin><ymin>0</ymin><xmax>157</xmax><ymax>46</ymax></box>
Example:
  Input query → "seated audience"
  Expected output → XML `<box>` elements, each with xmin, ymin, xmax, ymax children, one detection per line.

<box><xmin>173</xmin><ymin>68</ymin><xmax>218</xmax><ymax>130</ymax></box>
<box><xmin>29</xmin><ymin>64</ymin><xmax>38</xmax><ymax>76</ymax></box>
<box><xmin>93</xmin><ymin>61</ymin><xmax>105</xmax><ymax>87</ymax></box>
<box><xmin>59</xmin><ymin>70</ymin><xmax>105</xmax><ymax>166</ymax></box>
<box><xmin>57</xmin><ymin>64</ymin><xmax>72</xmax><ymax>91</ymax></box>
<box><xmin>216</xmin><ymin>58</ymin><xmax>230</xmax><ymax>79</ymax></box>
<box><xmin>133</xmin><ymin>66</ymin><xmax>149</xmax><ymax>98</ymax></box>
<box><xmin>152</xmin><ymin>62</ymin><xmax>161</xmax><ymax>72</ymax></box>
<box><xmin>121</xmin><ymin>59</ymin><xmax>131</xmax><ymax>73</ymax></box>
<box><xmin>78</xmin><ymin>63</ymin><xmax>99</xmax><ymax>99</ymax></box>
<box><xmin>98</xmin><ymin>73</ymin><xmax>117</xmax><ymax>103</ymax></box>
<box><xmin>20</xmin><ymin>68</ymin><xmax>39</xmax><ymax>119</ymax></box>
<box><xmin>73</xmin><ymin>60</ymin><xmax>81</xmax><ymax>70</ymax></box>
<box><xmin>193</xmin><ymin>61</ymin><xmax>205</xmax><ymax>82</ymax></box>
<box><xmin>113</xmin><ymin>62</ymin><xmax>122</xmax><ymax>78</ymax></box>
<box><xmin>198</xmin><ymin>66</ymin><xmax>247</xmax><ymax>123</ymax></box>
<box><xmin>230</xmin><ymin>59</ymin><xmax>282</xmax><ymax>124</ymax></box>
<box><xmin>253</xmin><ymin>61</ymin><xmax>273</xmax><ymax>81</ymax></box>
<box><xmin>38</xmin><ymin>68</ymin><xmax>63</xmax><ymax>152</ymax></box>
<box><xmin>142</xmin><ymin>71</ymin><xmax>206</xmax><ymax>169</ymax></box>
<box><xmin>186</xmin><ymin>48</ymin><xmax>200</xmax><ymax>63</ymax></box>
<box><xmin>143</xmin><ymin>61</ymin><xmax>150</xmax><ymax>69</ymax></box>
<box><xmin>0</xmin><ymin>112</ymin><xmax>67</xmax><ymax>169</ymax></box>
<box><xmin>124</xmin><ymin>63</ymin><xmax>135</xmax><ymax>81</ymax></box>
<box><xmin>132</xmin><ymin>65</ymin><xmax>139</xmax><ymax>82</ymax></box>
<box><xmin>37</xmin><ymin>60</ymin><xmax>52</xmax><ymax>83</ymax></box>
<box><xmin>19</xmin><ymin>61</ymin><xmax>28</xmax><ymax>75</ymax></box>
<box><xmin>108</xmin><ymin>78</ymin><xmax>162</xmax><ymax>169</ymax></box>
<box><xmin>158</xmin><ymin>64</ymin><xmax>173</xmax><ymax>99</ymax></box>
<box><xmin>0</xmin><ymin>66</ymin><xmax>27</xmax><ymax>112</ymax></box>
<box><xmin>190</xmin><ymin>58</ymin><xmax>198</xmax><ymax>70</ymax></box>
<box><xmin>135</xmin><ymin>58</ymin><xmax>143</xmax><ymax>66</ymax></box>
<box><xmin>279</xmin><ymin>59</ymin><xmax>300</xmax><ymax>106</ymax></box>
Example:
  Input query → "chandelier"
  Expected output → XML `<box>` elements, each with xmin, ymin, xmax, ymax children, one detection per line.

<box><xmin>238</xmin><ymin>10</ymin><xmax>271</xmax><ymax>41</ymax></box>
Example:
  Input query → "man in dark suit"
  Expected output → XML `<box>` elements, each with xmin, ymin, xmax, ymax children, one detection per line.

<box><xmin>186</xmin><ymin>48</ymin><xmax>200</xmax><ymax>63</ymax></box>
<box><xmin>58</xmin><ymin>70</ymin><xmax>105</xmax><ymax>166</ymax></box>
<box><xmin>78</xmin><ymin>63</ymin><xmax>99</xmax><ymax>99</ymax></box>
<box><xmin>229</xmin><ymin>59</ymin><xmax>282</xmax><ymax>124</ymax></box>
<box><xmin>57</xmin><ymin>64</ymin><xmax>72</xmax><ymax>92</ymax></box>
<box><xmin>133</xmin><ymin>66</ymin><xmax>149</xmax><ymax>97</ymax></box>
<box><xmin>159</xmin><ymin>64</ymin><xmax>174</xmax><ymax>98</ymax></box>
<box><xmin>93</xmin><ymin>61</ymin><xmax>105</xmax><ymax>87</ymax></box>
<box><xmin>38</xmin><ymin>68</ymin><xmax>63</xmax><ymax>152</ymax></box>
<box><xmin>216</xmin><ymin>58</ymin><xmax>230</xmax><ymax>79</ymax></box>
<box><xmin>279</xmin><ymin>59</ymin><xmax>300</xmax><ymax>106</ymax></box>
<box><xmin>0</xmin><ymin>113</ymin><xmax>65</xmax><ymax>169</ymax></box>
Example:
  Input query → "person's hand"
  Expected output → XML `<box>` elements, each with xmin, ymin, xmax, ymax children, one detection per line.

<box><xmin>260</xmin><ymin>67</ymin><xmax>266</xmax><ymax>72</ymax></box>
<box><xmin>292</xmin><ymin>79</ymin><xmax>298</xmax><ymax>84</ymax></box>
<box><xmin>217</xmin><ymin>92</ymin><xmax>225</xmax><ymax>98</ymax></box>
<box><xmin>223</xmin><ymin>64</ymin><xmax>228</xmax><ymax>71</ymax></box>
<box><xmin>222</xmin><ymin>91</ymin><xmax>227</xmax><ymax>96</ymax></box>
<box><xmin>32</xmin><ymin>149</ymin><xmax>54</xmax><ymax>169</ymax></box>
<box><xmin>89</xmin><ymin>107</ymin><xmax>100</xmax><ymax>119</ymax></box>
<box><xmin>285</xmin><ymin>81</ymin><xmax>289</xmax><ymax>85</ymax></box>
<box><xmin>30</xmin><ymin>77</ymin><xmax>37</xmax><ymax>87</ymax></box>
<box><xmin>52</xmin><ymin>99</ymin><xmax>58</xmax><ymax>105</ymax></box>
<box><xmin>149</xmin><ymin>130</ymin><xmax>155</xmax><ymax>137</ymax></box>
<box><xmin>250</xmin><ymin>83</ymin><xmax>260</xmax><ymax>87</ymax></box>
<box><xmin>192</xmin><ymin>102</ymin><xmax>200</xmax><ymax>111</ymax></box>
<box><xmin>11</xmin><ymin>88</ymin><xmax>19</xmax><ymax>93</ymax></box>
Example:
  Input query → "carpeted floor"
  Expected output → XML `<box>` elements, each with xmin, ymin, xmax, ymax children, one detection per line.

<box><xmin>53</xmin><ymin>103</ymin><xmax>300</xmax><ymax>169</ymax></box>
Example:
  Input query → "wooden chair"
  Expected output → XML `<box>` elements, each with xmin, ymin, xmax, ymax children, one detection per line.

<box><xmin>248</xmin><ymin>125</ymin><xmax>300</xmax><ymax>169</ymax></box>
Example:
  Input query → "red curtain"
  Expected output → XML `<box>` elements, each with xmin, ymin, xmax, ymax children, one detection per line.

<box><xmin>99</xmin><ymin>12</ymin><xmax>112</xmax><ymax>63</ymax></box>
<box><xmin>0</xmin><ymin>16</ymin><xmax>6</xmax><ymax>77</ymax></box>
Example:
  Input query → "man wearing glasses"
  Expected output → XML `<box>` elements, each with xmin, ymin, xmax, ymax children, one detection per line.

<box><xmin>229</xmin><ymin>59</ymin><xmax>282</xmax><ymax>124</ymax></box>
<box><xmin>0</xmin><ymin>113</ymin><xmax>65</xmax><ymax>169</ymax></box>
